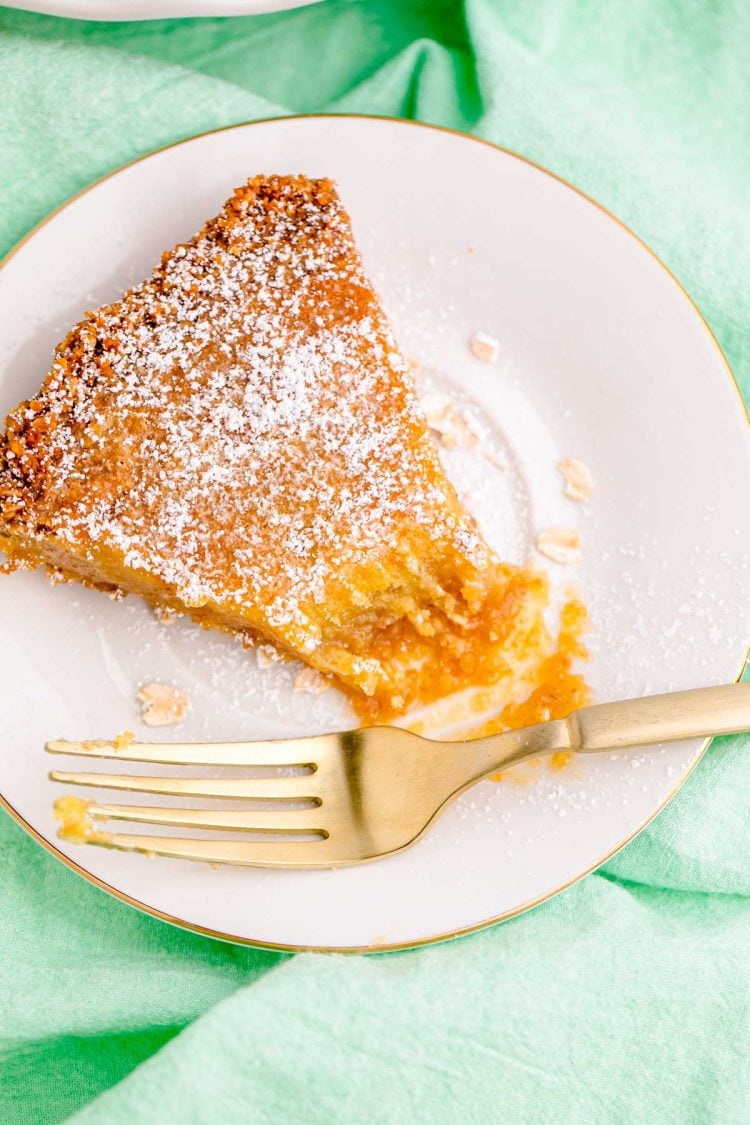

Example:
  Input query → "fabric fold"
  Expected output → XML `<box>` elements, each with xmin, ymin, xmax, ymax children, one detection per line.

<box><xmin>0</xmin><ymin>2</ymin><xmax>747</xmax><ymax>1122</ymax></box>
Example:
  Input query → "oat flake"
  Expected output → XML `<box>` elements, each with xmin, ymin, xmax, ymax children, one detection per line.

<box><xmin>558</xmin><ymin>458</ymin><xmax>594</xmax><ymax>502</ymax></box>
<box><xmin>535</xmin><ymin>528</ymin><xmax>582</xmax><ymax>565</ymax></box>
<box><xmin>137</xmin><ymin>681</ymin><xmax>190</xmax><ymax>726</ymax></box>
<box><xmin>469</xmin><ymin>331</ymin><xmax>499</xmax><ymax>363</ymax></box>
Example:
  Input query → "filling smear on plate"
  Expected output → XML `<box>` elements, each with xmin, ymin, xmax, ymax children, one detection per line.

<box><xmin>0</xmin><ymin>175</ymin><xmax>587</xmax><ymax>726</ymax></box>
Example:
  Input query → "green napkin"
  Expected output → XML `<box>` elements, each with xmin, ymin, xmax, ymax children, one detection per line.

<box><xmin>0</xmin><ymin>2</ymin><xmax>748</xmax><ymax>1121</ymax></box>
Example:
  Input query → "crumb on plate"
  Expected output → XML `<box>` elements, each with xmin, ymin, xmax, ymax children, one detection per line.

<box><xmin>112</xmin><ymin>730</ymin><xmax>135</xmax><ymax>750</ymax></box>
<box><xmin>293</xmin><ymin>667</ymin><xmax>331</xmax><ymax>695</ymax></box>
<box><xmin>483</xmin><ymin>445</ymin><xmax>509</xmax><ymax>471</ymax></box>
<box><xmin>422</xmin><ymin>396</ymin><xmax>481</xmax><ymax>451</ymax></box>
<box><xmin>153</xmin><ymin>604</ymin><xmax>178</xmax><ymax>625</ymax></box>
<box><xmin>469</xmin><ymin>331</ymin><xmax>499</xmax><ymax>363</ymax></box>
<box><xmin>535</xmin><ymin>528</ymin><xmax>582</xmax><ymax>565</ymax></box>
<box><xmin>137</xmin><ymin>681</ymin><xmax>190</xmax><ymax>726</ymax></box>
<box><xmin>256</xmin><ymin>643</ymin><xmax>286</xmax><ymax>669</ymax></box>
<box><xmin>558</xmin><ymin>458</ymin><xmax>594</xmax><ymax>502</ymax></box>
<box><xmin>53</xmin><ymin>795</ymin><xmax>109</xmax><ymax>844</ymax></box>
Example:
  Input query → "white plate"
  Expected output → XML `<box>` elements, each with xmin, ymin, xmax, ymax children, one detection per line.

<box><xmin>4</xmin><ymin>0</ymin><xmax>320</xmax><ymax>19</ymax></box>
<box><xmin>0</xmin><ymin>116</ymin><xmax>748</xmax><ymax>952</ymax></box>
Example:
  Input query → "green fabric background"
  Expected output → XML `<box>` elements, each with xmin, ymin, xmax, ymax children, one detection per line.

<box><xmin>0</xmin><ymin>2</ymin><xmax>748</xmax><ymax>1121</ymax></box>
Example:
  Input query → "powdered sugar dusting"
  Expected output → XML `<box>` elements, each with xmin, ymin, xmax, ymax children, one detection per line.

<box><xmin>1</xmin><ymin>177</ymin><xmax>489</xmax><ymax>681</ymax></box>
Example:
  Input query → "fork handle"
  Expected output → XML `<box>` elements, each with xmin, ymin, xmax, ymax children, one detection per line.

<box><xmin>464</xmin><ymin>683</ymin><xmax>750</xmax><ymax>780</ymax></box>
<box><xmin>568</xmin><ymin>683</ymin><xmax>750</xmax><ymax>752</ymax></box>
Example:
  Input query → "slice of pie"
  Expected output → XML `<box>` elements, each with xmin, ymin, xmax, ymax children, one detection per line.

<box><xmin>0</xmin><ymin>175</ymin><xmax>548</xmax><ymax>721</ymax></box>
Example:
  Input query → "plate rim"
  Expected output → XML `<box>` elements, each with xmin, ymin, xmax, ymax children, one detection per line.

<box><xmin>3</xmin><ymin>0</ymin><xmax>322</xmax><ymax>20</ymax></box>
<box><xmin>1</xmin><ymin>113</ymin><xmax>747</xmax><ymax>955</ymax></box>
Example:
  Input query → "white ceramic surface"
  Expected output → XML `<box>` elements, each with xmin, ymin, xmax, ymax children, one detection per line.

<box><xmin>0</xmin><ymin>116</ymin><xmax>747</xmax><ymax>951</ymax></box>
<box><xmin>4</xmin><ymin>0</ymin><xmax>319</xmax><ymax>19</ymax></box>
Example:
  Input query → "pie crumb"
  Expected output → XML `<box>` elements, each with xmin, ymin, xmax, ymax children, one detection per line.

<box><xmin>256</xmin><ymin>643</ymin><xmax>285</xmax><ymax>669</ymax></box>
<box><xmin>293</xmin><ymin>667</ymin><xmax>331</xmax><ymax>695</ymax></box>
<box><xmin>469</xmin><ymin>331</ymin><xmax>499</xmax><ymax>363</ymax></box>
<box><xmin>535</xmin><ymin>528</ymin><xmax>582</xmax><ymax>565</ymax></box>
<box><xmin>137</xmin><ymin>681</ymin><xmax>190</xmax><ymax>726</ymax></box>
<box><xmin>483</xmin><ymin>446</ymin><xmax>509</xmax><ymax>471</ymax></box>
<box><xmin>112</xmin><ymin>730</ymin><xmax>135</xmax><ymax>751</ymax></box>
<box><xmin>423</xmin><ymin>392</ymin><xmax>508</xmax><ymax>468</ymax></box>
<box><xmin>558</xmin><ymin>458</ymin><xmax>594</xmax><ymax>502</ymax></box>
<box><xmin>422</xmin><ymin>397</ymin><xmax>480</xmax><ymax>451</ymax></box>
<box><xmin>53</xmin><ymin>796</ymin><xmax>109</xmax><ymax>844</ymax></box>
<box><xmin>153</xmin><ymin>604</ymin><xmax>178</xmax><ymax>625</ymax></box>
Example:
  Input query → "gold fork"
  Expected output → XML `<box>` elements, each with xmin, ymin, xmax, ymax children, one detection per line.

<box><xmin>47</xmin><ymin>683</ymin><xmax>750</xmax><ymax>869</ymax></box>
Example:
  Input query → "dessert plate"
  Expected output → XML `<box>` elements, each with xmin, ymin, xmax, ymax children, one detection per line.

<box><xmin>0</xmin><ymin>116</ymin><xmax>747</xmax><ymax>952</ymax></box>
<box><xmin>4</xmin><ymin>1</ymin><xmax>321</xmax><ymax>19</ymax></box>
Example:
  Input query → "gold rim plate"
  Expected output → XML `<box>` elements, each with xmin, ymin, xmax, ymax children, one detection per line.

<box><xmin>0</xmin><ymin>115</ymin><xmax>747</xmax><ymax>954</ymax></box>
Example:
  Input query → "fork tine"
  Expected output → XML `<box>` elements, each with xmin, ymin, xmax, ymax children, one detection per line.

<box><xmin>87</xmin><ymin>802</ymin><xmax>326</xmax><ymax>834</ymax></box>
<box><xmin>45</xmin><ymin>738</ymin><xmax>323</xmax><ymax>768</ymax></box>
<box><xmin>48</xmin><ymin>770</ymin><xmax>320</xmax><ymax>801</ymax></box>
<box><xmin>87</xmin><ymin>832</ymin><xmax>340</xmax><ymax>868</ymax></box>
